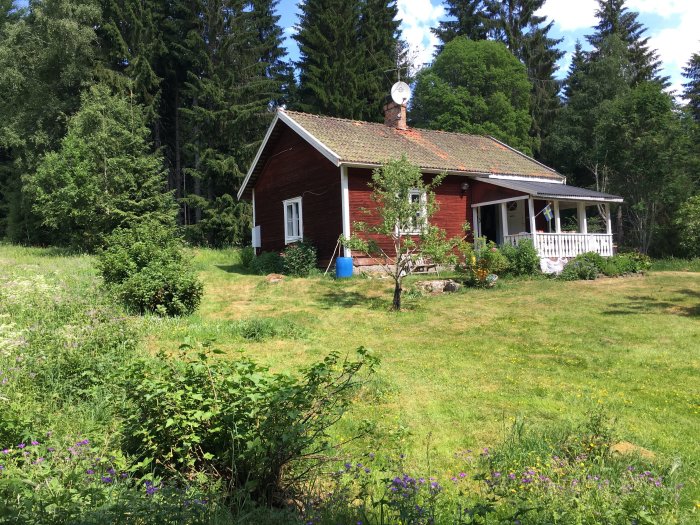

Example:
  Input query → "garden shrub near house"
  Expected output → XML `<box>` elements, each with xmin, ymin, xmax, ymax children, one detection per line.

<box><xmin>561</xmin><ymin>251</ymin><xmax>651</xmax><ymax>280</ymax></box>
<box><xmin>500</xmin><ymin>239</ymin><xmax>541</xmax><ymax>276</ymax></box>
<box><xmin>250</xmin><ymin>251</ymin><xmax>284</xmax><ymax>275</ymax></box>
<box><xmin>281</xmin><ymin>241</ymin><xmax>318</xmax><ymax>277</ymax></box>
<box><xmin>97</xmin><ymin>221</ymin><xmax>203</xmax><ymax>316</ymax></box>
<box><xmin>457</xmin><ymin>238</ymin><xmax>509</xmax><ymax>286</ymax></box>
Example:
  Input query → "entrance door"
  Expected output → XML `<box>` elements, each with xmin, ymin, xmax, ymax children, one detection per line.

<box><xmin>506</xmin><ymin>200</ymin><xmax>527</xmax><ymax>234</ymax></box>
<box><xmin>480</xmin><ymin>205</ymin><xmax>501</xmax><ymax>243</ymax></box>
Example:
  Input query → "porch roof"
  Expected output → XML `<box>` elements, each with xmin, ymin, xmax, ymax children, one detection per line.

<box><xmin>480</xmin><ymin>178</ymin><xmax>623</xmax><ymax>203</ymax></box>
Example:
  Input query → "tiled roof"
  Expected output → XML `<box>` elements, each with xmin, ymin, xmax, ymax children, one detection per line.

<box><xmin>284</xmin><ymin>110</ymin><xmax>563</xmax><ymax>180</ymax></box>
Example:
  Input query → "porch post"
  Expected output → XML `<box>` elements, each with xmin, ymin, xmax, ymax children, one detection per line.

<box><xmin>528</xmin><ymin>197</ymin><xmax>537</xmax><ymax>247</ymax></box>
<box><xmin>500</xmin><ymin>202</ymin><xmax>509</xmax><ymax>243</ymax></box>
<box><xmin>553</xmin><ymin>200</ymin><xmax>561</xmax><ymax>233</ymax></box>
<box><xmin>578</xmin><ymin>202</ymin><xmax>588</xmax><ymax>252</ymax></box>
<box><xmin>340</xmin><ymin>166</ymin><xmax>351</xmax><ymax>257</ymax></box>
<box><xmin>577</xmin><ymin>202</ymin><xmax>588</xmax><ymax>234</ymax></box>
<box><xmin>605</xmin><ymin>203</ymin><xmax>612</xmax><ymax>235</ymax></box>
<box><xmin>472</xmin><ymin>207</ymin><xmax>479</xmax><ymax>238</ymax></box>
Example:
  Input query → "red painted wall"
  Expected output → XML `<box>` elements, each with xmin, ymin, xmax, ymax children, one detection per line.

<box><xmin>254</xmin><ymin>125</ymin><xmax>342</xmax><ymax>261</ymax></box>
<box><xmin>347</xmin><ymin>168</ymin><xmax>470</xmax><ymax>265</ymax></box>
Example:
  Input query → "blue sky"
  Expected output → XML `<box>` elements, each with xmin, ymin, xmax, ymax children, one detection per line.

<box><xmin>278</xmin><ymin>0</ymin><xmax>699</xmax><ymax>97</ymax></box>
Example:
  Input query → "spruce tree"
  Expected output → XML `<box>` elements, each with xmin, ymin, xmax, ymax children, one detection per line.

<box><xmin>432</xmin><ymin>0</ymin><xmax>488</xmax><ymax>49</ymax></box>
<box><xmin>683</xmin><ymin>51</ymin><xmax>700</xmax><ymax>122</ymax></box>
<box><xmin>586</xmin><ymin>0</ymin><xmax>666</xmax><ymax>85</ymax></box>
<box><xmin>293</xmin><ymin>0</ymin><xmax>362</xmax><ymax>118</ymax></box>
<box><xmin>357</xmin><ymin>0</ymin><xmax>402</xmax><ymax>122</ymax></box>
<box><xmin>24</xmin><ymin>84</ymin><xmax>176</xmax><ymax>250</ymax></box>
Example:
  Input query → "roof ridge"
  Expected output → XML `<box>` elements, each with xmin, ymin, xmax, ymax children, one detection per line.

<box><xmin>281</xmin><ymin>108</ymin><xmax>491</xmax><ymax>141</ymax></box>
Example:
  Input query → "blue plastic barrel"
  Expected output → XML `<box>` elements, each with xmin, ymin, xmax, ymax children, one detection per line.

<box><xmin>335</xmin><ymin>257</ymin><xmax>354</xmax><ymax>278</ymax></box>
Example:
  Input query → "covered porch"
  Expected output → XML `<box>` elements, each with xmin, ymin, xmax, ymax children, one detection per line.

<box><xmin>470</xmin><ymin>179</ymin><xmax>623</xmax><ymax>260</ymax></box>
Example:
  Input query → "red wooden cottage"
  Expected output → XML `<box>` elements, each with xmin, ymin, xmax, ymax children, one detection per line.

<box><xmin>237</xmin><ymin>103</ymin><xmax>623</xmax><ymax>272</ymax></box>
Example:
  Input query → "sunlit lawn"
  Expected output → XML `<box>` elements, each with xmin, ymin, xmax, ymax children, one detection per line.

<box><xmin>2</xmin><ymin>244</ymin><xmax>699</xmax><ymax>505</ymax></box>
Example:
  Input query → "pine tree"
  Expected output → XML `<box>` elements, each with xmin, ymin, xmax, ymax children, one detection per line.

<box><xmin>293</xmin><ymin>0</ymin><xmax>362</xmax><ymax>118</ymax></box>
<box><xmin>432</xmin><ymin>0</ymin><xmax>488</xmax><ymax>49</ymax></box>
<box><xmin>586</xmin><ymin>0</ymin><xmax>666</xmax><ymax>85</ymax></box>
<box><xmin>683</xmin><ymin>51</ymin><xmax>700</xmax><ymax>122</ymax></box>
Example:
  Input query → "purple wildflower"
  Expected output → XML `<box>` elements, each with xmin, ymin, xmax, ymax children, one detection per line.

<box><xmin>1</xmin><ymin>449</ymin><xmax>8</xmax><ymax>455</ymax></box>
<box><xmin>101</xmin><ymin>476</ymin><xmax>113</xmax><ymax>484</ymax></box>
<box><xmin>30</xmin><ymin>441</ymin><xmax>39</xmax><ymax>446</ymax></box>
<box><xmin>86</xmin><ymin>469</ymin><xmax>95</xmax><ymax>475</ymax></box>
<box><xmin>17</xmin><ymin>443</ymin><xmax>25</xmax><ymax>449</ymax></box>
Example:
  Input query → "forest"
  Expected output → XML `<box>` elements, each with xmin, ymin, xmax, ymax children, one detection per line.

<box><xmin>0</xmin><ymin>0</ymin><xmax>699</xmax><ymax>256</ymax></box>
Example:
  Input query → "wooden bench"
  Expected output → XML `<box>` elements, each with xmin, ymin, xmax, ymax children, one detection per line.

<box><xmin>410</xmin><ymin>257</ymin><xmax>437</xmax><ymax>274</ymax></box>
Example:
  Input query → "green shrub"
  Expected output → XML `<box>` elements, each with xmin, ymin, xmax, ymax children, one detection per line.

<box><xmin>118</xmin><ymin>262</ymin><xmax>203</xmax><ymax>316</ymax></box>
<box><xmin>675</xmin><ymin>194</ymin><xmax>700</xmax><ymax>257</ymax></box>
<box><xmin>457</xmin><ymin>238</ymin><xmax>509</xmax><ymax>286</ymax></box>
<box><xmin>282</xmin><ymin>241</ymin><xmax>318</xmax><ymax>277</ymax></box>
<box><xmin>500</xmin><ymin>239</ymin><xmax>540</xmax><ymax>276</ymax></box>
<box><xmin>250</xmin><ymin>251</ymin><xmax>284</xmax><ymax>275</ymax></box>
<box><xmin>560</xmin><ymin>255</ymin><xmax>600</xmax><ymax>281</ymax></box>
<box><xmin>239</xmin><ymin>246</ymin><xmax>255</xmax><ymax>268</ymax></box>
<box><xmin>121</xmin><ymin>345</ymin><xmax>377</xmax><ymax>504</ymax></box>
<box><xmin>97</xmin><ymin>222</ymin><xmax>203</xmax><ymax>316</ymax></box>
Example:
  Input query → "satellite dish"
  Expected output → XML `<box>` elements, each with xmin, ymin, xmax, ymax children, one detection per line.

<box><xmin>390</xmin><ymin>81</ymin><xmax>411</xmax><ymax>105</ymax></box>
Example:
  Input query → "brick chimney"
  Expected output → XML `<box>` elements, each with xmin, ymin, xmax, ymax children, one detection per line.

<box><xmin>383</xmin><ymin>101</ymin><xmax>407</xmax><ymax>130</ymax></box>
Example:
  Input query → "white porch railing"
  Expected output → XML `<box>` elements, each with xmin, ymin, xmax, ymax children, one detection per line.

<box><xmin>503</xmin><ymin>233</ymin><xmax>614</xmax><ymax>258</ymax></box>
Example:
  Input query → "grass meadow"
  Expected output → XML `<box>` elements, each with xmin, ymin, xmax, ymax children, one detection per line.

<box><xmin>1</xmin><ymin>244</ymin><xmax>698</xmax><ymax>515</ymax></box>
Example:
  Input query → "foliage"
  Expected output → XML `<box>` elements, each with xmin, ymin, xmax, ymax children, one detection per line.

<box><xmin>183</xmin><ymin>194</ymin><xmax>252</xmax><ymax>248</ymax></box>
<box><xmin>499</xmin><ymin>239</ymin><xmax>541</xmax><ymax>276</ymax></box>
<box><xmin>305</xmin><ymin>413</ymin><xmax>683</xmax><ymax>524</ymax></box>
<box><xmin>121</xmin><ymin>344</ymin><xmax>377</xmax><ymax>504</ymax></box>
<box><xmin>342</xmin><ymin>157</ymin><xmax>462</xmax><ymax>310</ymax></box>
<box><xmin>24</xmin><ymin>84</ymin><xmax>176</xmax><ymax>251</ymax></box>
<box><xmin>457</xmin><ymin>238</ymin><xmax>509</xmax><ymax>286</ymax></box>
<box><xmin>293</xmin><ymin>0</ymin><xmax>404</xmax><ymax>121</ymax></box>
<box><xmin>239</xmin><ymin>246</ymin><xmax>255</xmax><ymax>269</ymax></box>
<box><xmin>411</xmin><ymin>38</ymin><xmax>536</xmax><ymax>155</ymax></box>
<box><xmin>231</xmin><ymin>317</ymin><xmax>307</xmax><ymax>342</ymax></box>
<box><xmin>683</xmin><ymin>51</ymin><xmax>700</xmax><ymax>122</ymax></box>
<box><xmin>559</xmin><ymin>253</ymin><xmax>601</xmax><ymax>281</ymax></box>
<box><xmin>250</xmin><ymin>251</ymin><xmax>284</xmax><ymax>275</ymax></box>
<box><xmin>675</xmin><ymin>194</ymin><xmax>700</xmax><ymax>257</ymax></box>
<box><xmin>281</xmin><ymin>241</ymin><xmax>318</xmax><ymax>277</ymax></box>
<box><xmin>97</xmin><ymin>221</ymin><xmax>203</xmax><ymax>316</ymax></box>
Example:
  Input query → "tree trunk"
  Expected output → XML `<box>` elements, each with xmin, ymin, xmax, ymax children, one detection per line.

<box><xmin>392</xmin><ymin>281</ymin><xmax>402</xmax><ymax>310</ymax></box>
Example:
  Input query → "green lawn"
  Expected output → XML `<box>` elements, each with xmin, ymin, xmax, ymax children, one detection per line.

<box><xmin>2</xmin><ymin>245</ymin><xmax>699</xmax><ymax>506</ymax></box>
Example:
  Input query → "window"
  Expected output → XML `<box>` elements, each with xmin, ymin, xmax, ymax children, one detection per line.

<box><xmin>283</xmin><ymin>197</ymin><xmax>303</xmax><ymax>244</ymax></box>
<box><xmin>401</xmin><ymin>189</ymin><xmax>427</xmax><ymax>234</ymax></box>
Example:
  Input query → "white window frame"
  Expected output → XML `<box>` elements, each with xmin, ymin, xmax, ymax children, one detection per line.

<box><xmin>283</xmin><ymin>197</ymin><xmax>303</xmax><ymax>244</ymax></box>
<box><xmin>399</xmin><ymin>189</ymin><xmax>427</xmax><ymax>235</ymax></box>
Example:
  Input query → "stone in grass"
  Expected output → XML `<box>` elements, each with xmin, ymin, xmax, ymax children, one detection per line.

<box><xmin>611</xmin><ymin>441</ymin><xmax>655</xmax><ymax>460</ymax></box>
<box><xmin>265</xmin><ymin>274</ymin><xmax>285</xmax><ymax>284</ymax></box>
<box><xmin>415</xmin><ymin>279</ymin><xmax>461</xmax><ymax>294</ymax></box>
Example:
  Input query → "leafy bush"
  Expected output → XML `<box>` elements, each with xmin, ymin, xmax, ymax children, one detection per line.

<box><xmin>121</xmin><ymin>345</ymin><xmax>377</xmax><ymax>504</ymax></box>
<box><xmin>250</xmin><ymin>251</ymin><xmax>284</xmax><ymax>275</ymax></box>
<box><xmin>239</xmin><ymin>246</ymin><xmax>255</xmax><ymax>269</ymax></box>
<box><xmin>457</xmin><ymin>238</ymin><xmax>509</xmax><ymax>286</ymax></box>
<box><xmin>500</xmin><ymin>239</ymin><xmax>541</xmax><ymax>276</ymax></box>
<box><xmin>281</xmin><ymin>241</ymin><xmax>318</xmax><ymax>277</ymax></box>
<box><xmin>675</xmin><ymin>194</ymin><xmax>700</xmax><ymax>257</ymax></box>
<box><xmin>97</xmin><ymin>222</ymin><xmax>203</xmax><ymax>316</ymax></box>
<box><xmin>183</xmin><ymin>194</ymin><xmax>252</xmax><ymax>248</ymax></box>
<box><xmin>559</xmin><ymin>252</ymin><xmax>602</xmax><ymax>281</ymax></box>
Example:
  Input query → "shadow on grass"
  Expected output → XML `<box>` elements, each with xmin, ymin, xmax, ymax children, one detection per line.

<box><xmin>605</xmin><ymin>292</ymin><xmax>700</xmax><ymax>317</ymax></box>
<box><xmin>316</xmin><ymin>289</ymin><xmax>387</xmax><ymax>310</ymax></box>
<box><xmin>215</xmin><ymin>264</ymin><xmax>258</xmax><ymax>276</ymax></box>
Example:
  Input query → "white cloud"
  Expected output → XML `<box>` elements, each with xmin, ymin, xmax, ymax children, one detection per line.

<box><xmin>536</xmin><ymin>0</ymin><xmax>597</xmax><ymax>31</ymax></box>
<box><xmin>397</xmin><ymin>0</ymin><xmax>445</xmax><ymax>71</ymax></box>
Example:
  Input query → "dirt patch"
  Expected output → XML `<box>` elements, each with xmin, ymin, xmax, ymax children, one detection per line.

<box><xmin>611</xmin><ymin>441</ymin><xmax>655</xmax><ymax>460</ymax></box>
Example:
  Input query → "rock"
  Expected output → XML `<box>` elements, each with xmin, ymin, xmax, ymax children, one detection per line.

<box><xmin>265</xmin><ymin>273</ymin><xmax>284</xmax><ymax>283</ymax></box>
<box><xmin>443</xmin><ymin>280</ymin><xmax>461</xmax><ymax>293</ymax></box>
<box><xmin>415</xmin><ymin>279</ymin><xmax>461</xmax><ymax>294</ymax></box>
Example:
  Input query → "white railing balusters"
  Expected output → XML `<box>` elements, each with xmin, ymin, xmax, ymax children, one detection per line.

<box><xmin>502</xmin><ymin>233</ymin><xmax>613</xmax><ymax>258</ymax></box>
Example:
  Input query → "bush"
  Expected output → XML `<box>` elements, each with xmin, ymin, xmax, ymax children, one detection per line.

<box><xmin>457</xmin><ymin>238</ymin><xmax>509</xmax><ymax>286</ymax></box>
<box><xmin>500</xmin><ymin>239</ymin><xmax>541</xmax><ymax>276</ymax></box>
<box><xmin>239</xmin><ymin>246</ymin><xmax>255</xmax><ymax>268</ymax></box>
<box><xmin>250</xmin><ymin>251</ymin><xmax>284</xmax><ymax>275</ymax></box>
<box><xmin>121</xmin><ymin>345</ymin><xmax>377</xmax><ymax>504</ymax></box>
<box><xmin>97</xmin><ymin>222</ymin><xmax>203</xmax><ymax>316</ymax></box>
<box><xmin>282</xmin><ymin>241</ymin><xmax>318</xmax><ymax>277</ymax></box>
<box><xmin>675</xmin><ymin>194</ymin><xmax>700</xmax><ymax>257</ymax></box>
<box><xmin>559</xmin><ymin>253</ymin><xmax>601</xmax><ymax>281</ymax></box>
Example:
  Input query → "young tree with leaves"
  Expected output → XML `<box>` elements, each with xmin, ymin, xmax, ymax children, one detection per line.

<box><xmin>343</xmin><ymin>157</ymin><xmax>461</xmax><ymax>311</ymax></box>
<box><xmin>24</xmin><ymin>84</ymin><xmax>176</xmax><ymax>250</ymax></box>
<box><xmin>411</xmin><ymin>38</ymin><xmax>535</xmax><ymax>155</ymax></box>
